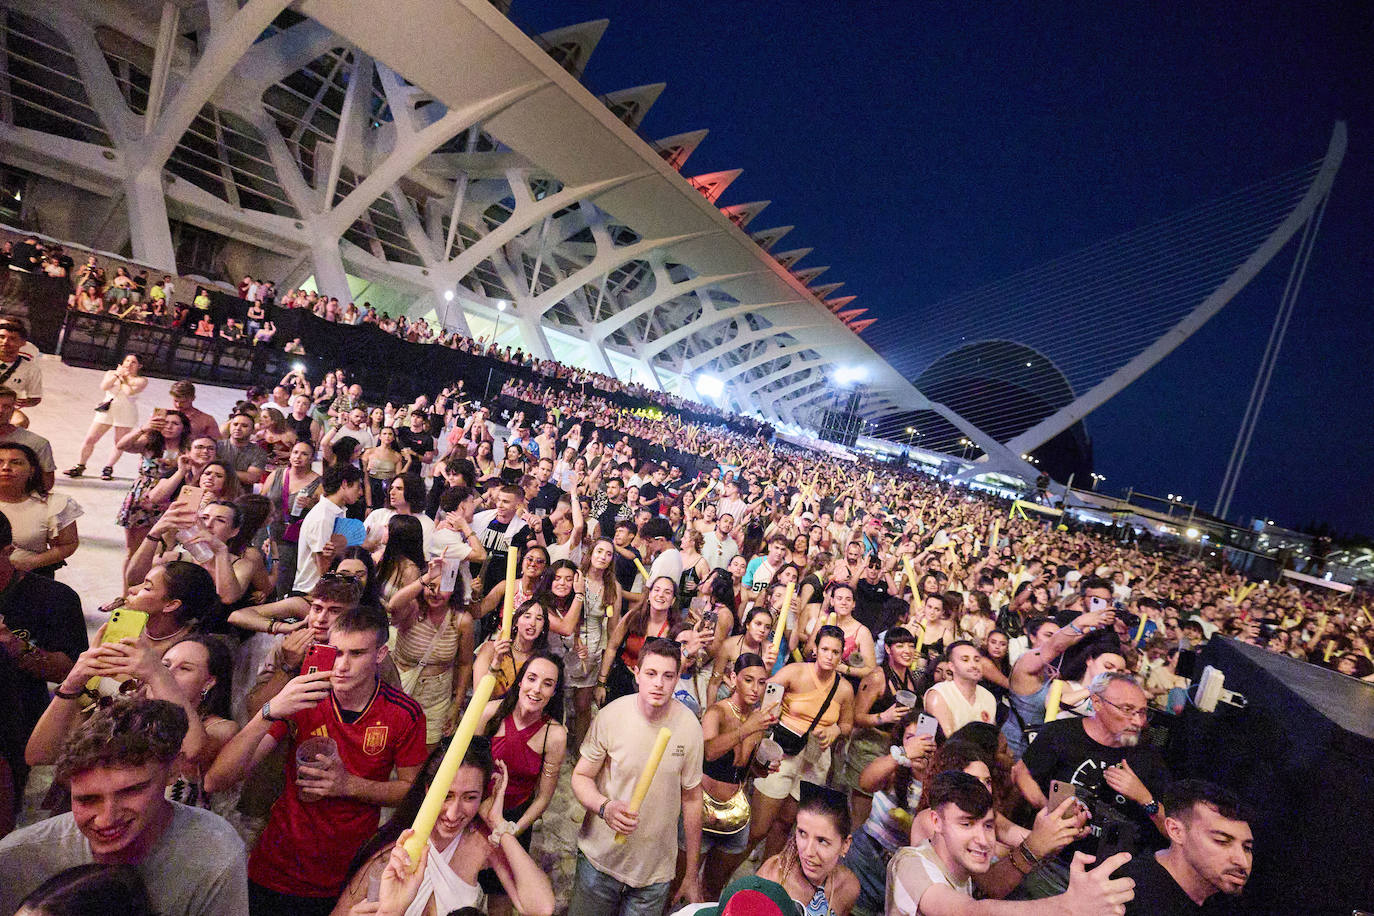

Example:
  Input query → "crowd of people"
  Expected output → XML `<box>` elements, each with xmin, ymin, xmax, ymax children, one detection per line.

<box><xmin>4</xmin><ymin>234</ymin><xmax>745</xmax><ymax>429</ymax></box>
<box><xmin>0</xmin><ymin>290</ymin><xmax>1370</xmax><ymax>916</ymax></box>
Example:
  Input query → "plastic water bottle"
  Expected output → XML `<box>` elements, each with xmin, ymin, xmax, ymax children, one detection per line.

<box><xmin>175</xmin><ymin>527</ymin><xmax>214</xmax><ymax>564</ymax></box>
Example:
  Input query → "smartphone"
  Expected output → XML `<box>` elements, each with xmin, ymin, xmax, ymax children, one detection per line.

<box><xmin>302</xmin><ymin>643</ymin><xmax>340</xmax><ymax>675</ymax></box>
<box><xmin>762</xmin><ymin>682</ymin><xmax>785</xmax><ymax>715</ymax></box>
<box><xmin>86</xmin><ymin>608</ymin><xmax>150</xmax><ymax>694</ymax></box>
<box><xmin>915</xmin><ymin>712</ymin><xmax>940</xmax><ymax>740</ymax></box>
<box><xmin>174</xmin><ymin>485</ymin><xmax>205</xmax><ymax>509</ymax></box>
<box><xmin>102</xmin><ymin>608</ymin><xmax>149</xmax><ymax>644</ymax></box>
<box><xmin>152</xmin><ymin>407</ymin><xmax>167</xmax><ymax>421</ymax></box>
<box><xmin>1047</xmin><ymin>779</ymin><xmax>1079</xmax><ymax>814</ymax></box>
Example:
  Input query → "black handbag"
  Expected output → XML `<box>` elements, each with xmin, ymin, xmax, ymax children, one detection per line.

<box><xmin>94</xmin><ymin>399</ymin><xmax>112</xmax><ymax>412</ymax></box>
<box><xmin>770</xmin><ymin>673</ymin><xmax>841</xmax><ymax>757</ymax></box>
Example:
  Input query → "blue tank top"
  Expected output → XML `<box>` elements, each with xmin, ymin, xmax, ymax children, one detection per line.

<box><xmin>1002</xmin><ymin>674</ymin><xmax>1051</xmax><ymax>758</ymax></box>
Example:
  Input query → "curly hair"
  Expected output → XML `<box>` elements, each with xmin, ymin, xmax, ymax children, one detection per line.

<box><xmin>55</xmin><ymin>697</ymin><xmax>187</xmax><ymax>785</ymax></box>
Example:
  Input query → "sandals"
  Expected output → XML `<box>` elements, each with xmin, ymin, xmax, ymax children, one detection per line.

<box><xmin>65</xmin><ymin>464</ymin><xmax>85</xmax><ymax>478</ymax></box>
<box><xmin>101</xmin><ymin>466</ymin><xmax>115</xmax><ymax>480</ymax></box>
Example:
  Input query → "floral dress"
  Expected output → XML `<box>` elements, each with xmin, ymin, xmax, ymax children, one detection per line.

<box><xmin>117</xmin><ymin>454</ymin><xmax>174</xmax><ymax>528</ymax></box>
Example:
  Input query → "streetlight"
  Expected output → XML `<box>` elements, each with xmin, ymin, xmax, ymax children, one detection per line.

<box><xmin>1090</xmin><ymin>472</ymin><xmax>1105</xmax><ymax>491</ymax></box>
<box><xmin>959</xmin><ymin>437</ymin><xmax>972</xmax><ymax>459</ymax></box>
<box><xmin>491</xmin><ymin>299</ymin><xmax>508</xmax><ymax>346</ymax></box>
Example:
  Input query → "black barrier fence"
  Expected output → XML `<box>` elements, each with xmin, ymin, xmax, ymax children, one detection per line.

<box><xmin>59</xmin><ymin>311</ymin><xmax>321</xmax><ymax>391</ymax></box>
<box><xmin>8</xmin><ymin>268</ymin><xmax>765</xmax><ymax>436</ymax></box>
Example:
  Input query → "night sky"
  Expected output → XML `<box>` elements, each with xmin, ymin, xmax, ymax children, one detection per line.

<box><xmin>516</xmin><ymin>2</ymin><xmax>1373</xmax><ymax>534</ymax></box>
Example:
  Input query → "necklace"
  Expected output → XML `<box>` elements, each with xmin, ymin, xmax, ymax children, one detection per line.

<box><xmin>725</xmin><ymin>697</ymin><xmax>747</xmax><ymax>722</ymax></box>
<box><xmin>146</xmin><ymin>623</ymin><xmax>188</xmax><ymax>643</ymax></box>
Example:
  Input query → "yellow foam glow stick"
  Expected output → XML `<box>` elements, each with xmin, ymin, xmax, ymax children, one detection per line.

<box><xmin>403</xmin><ymin>673</ymin><xmax>496</xmax><ymax>867</ymax></box>
<box><xmin>1323</xmin><ymin>641</ymin><xmax>1336</xmax><ymax>663</ymax></box>
<box><xmin>500</xmin><ymin>548</ymin><xmax>518</xmax><ymax>640</ymax></box>
<box><xmin>988</xmin><ymin>520</ymin><xmax>1000</xmax><ymax>555</ymax></box>
<box><xmin>1044</xmin><ymin>679</ymin><xmax>1064</xmax><ymax>721</ymax></box>
<box><xmin>633</xmin><ymin>558</ymin><xmax>651</xmax><ymax>587</ymax></box>
<box><xmin>902</xmin><ymin>556</ymin><xmax>919</xmax><ymax>597</ymax></box>
<box><xmin>1133</xmin><ymin>615</ymin><xmax>1147</xmax><ymax>645</ymax></box>
<box><xmin>613</xmin><ymin>726</ymin><xmax>672</xmax><ymax>844</ymax></box>
<box><xmin>1363</xmin><ymin>606</ymin><xmax>1373</xmax><ymax>625</ymax></box>
<box><xmin>866</xmin><ymin>470</ymin><xmax>874</xmax><ymax>486</ymax></box>
<box><xmin>772</xmin><ymin>582</ymin><xmax>795</xmax><ymax>656</ymax></box>
<box><xmin>687</xmin><ymin>479</ymin><xmax>716</xmax><ymax>510</ymax></box>
<box><xmin>792</xmin><ymin>649</ymin><xmax>804</xmax><ymax>662</ymax></box>
<box><xmin>826</xmin><ymin>612</ymin><xmax>837</xmax><ymax>626</ymax></box>
<box><xmin>912</xmin><ymin>622</ymin><xmax>925</xmax><ymax>659</ymax></box>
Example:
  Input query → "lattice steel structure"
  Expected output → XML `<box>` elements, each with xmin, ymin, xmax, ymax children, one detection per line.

<box><xmin>0</xmin><ymin>0</ymin><xmax>1344</xmax><ymax>489</ymax></box>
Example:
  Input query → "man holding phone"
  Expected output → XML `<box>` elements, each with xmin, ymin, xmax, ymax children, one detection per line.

<box><xmin>292</xmin><ymin>464</ymin><xmax>364</xmax><ymax>595</ymax></box>
<box><xmin>207</xmin><ymin>604</ymin><xmax>426</xmax><ymax>916</ymax></box>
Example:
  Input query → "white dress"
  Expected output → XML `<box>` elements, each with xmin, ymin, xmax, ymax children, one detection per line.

<box><xmin>94</xmin><ymin>370</ymin><xmax>141</xmax><ymax>427</ymax></box>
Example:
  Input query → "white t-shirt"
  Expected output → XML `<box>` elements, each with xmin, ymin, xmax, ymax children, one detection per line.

<box><xmin>292</xmin><ymin>496</ymin><xmax>344</xmax><ymax>594</ymax></box>
<box><xmin>363</xmin><ymin>508</ymin><xmax>436</xmax><ymax>555</ymax></box>
<box><xmin>0</xmin><ymin>351</ymin><xmax>43</xmax><ymax>402</ymax></box>
<box><xmin>649</xmin><ymin>547</ymin><xmax>684</xmax><ymax>586</ymax></box>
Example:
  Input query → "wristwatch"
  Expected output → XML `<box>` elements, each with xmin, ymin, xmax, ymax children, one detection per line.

<box><xmin>260</xmin><ymin>701</ymin><xmax>280</xmax><ymax>722</ymax></box>
<box><xmin>1141</xmin><ymin>798</ymin><xmax>1160</xmax><ymax>816</ymax></box>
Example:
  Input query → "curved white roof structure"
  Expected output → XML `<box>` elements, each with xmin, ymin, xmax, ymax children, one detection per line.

<box><xmin>0</xmin><ymin>0</ymin><xmax>1342</xmax><ymax>485</ymax></box>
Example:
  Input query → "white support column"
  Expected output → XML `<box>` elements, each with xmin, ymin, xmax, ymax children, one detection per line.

<box><xmin>311</xmin><ymin>237</ymin><xmax>352</xmax><ymax>304</ymax></box>
<box><xmin>515</xmin><ymin>314</ymin><xmax>553</xmax><ymax>360</ymax></box>
<box><xmin>143</xmin><ymin>2</ymin><xmax>180</xmax><ymax>135</ymax></box>
<box><xmin>125</xmin><ymin>169</ymin><xmax>177</xmax><ymax>271</ymax></box>
<box><xmin>531</xmin><ymin>230</ymin><xmax>719</xmax><ymax>316</ymax></box>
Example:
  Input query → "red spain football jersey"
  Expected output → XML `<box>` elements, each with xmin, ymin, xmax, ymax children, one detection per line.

<box><xmin>248</xmin><ymin>681</ymin><xmax>427</xmax><ymax>898</ymax></box>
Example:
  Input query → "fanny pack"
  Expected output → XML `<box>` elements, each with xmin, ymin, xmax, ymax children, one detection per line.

<box><xmin>770</xmin><ymin>674</ymin><xmax>841</xmax><ymax>757</ymax></box>
<box><xmin>702</xmin><ymin>787</ymin><xmax>750</xmax><ymax>836</ymax></box>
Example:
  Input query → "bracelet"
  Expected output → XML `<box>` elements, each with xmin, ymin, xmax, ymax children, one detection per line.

<box><xmin>1016</xmin><ymin>839</ymin><xmax>1042</xmax><ymax>871</ymax></box>
<box><xmin>145</xmin><ymin>533</ymin><xmax>162</xmax><ymax>544</ymax></box>
<box><xmin>268</xmin><ymin>620</ymin><xmax>277</xmax><ymax>634</ymax></box>
<box><xmin>54</xmin><ymin>685</ymin><xmax>85</xmax><ymax>700</ymax></box>
<box><xmin>598</xmin><ymin>799</ymin><xmax>609</xmax><ymax>821</ymax></box>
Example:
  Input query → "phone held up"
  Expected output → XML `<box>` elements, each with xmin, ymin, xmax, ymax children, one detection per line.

<box><xmin>302</xmin><ymin>643</ymin><xmax>340</xmax><ymax>675</ymax></box>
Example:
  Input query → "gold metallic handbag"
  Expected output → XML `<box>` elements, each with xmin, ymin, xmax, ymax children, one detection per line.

<box><xmin>701</xmin><ymin>787</ymin><xmax>750</xmax><ymax>836</ymax></box>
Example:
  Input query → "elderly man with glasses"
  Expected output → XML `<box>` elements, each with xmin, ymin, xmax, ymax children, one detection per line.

<box><xmin>1011</xmin><ymin>671</ymin><xmax>1172</xmax><ymax>896</ymax></box>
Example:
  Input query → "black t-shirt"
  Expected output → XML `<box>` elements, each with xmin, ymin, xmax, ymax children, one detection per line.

<box><xmin>853</xmin><ymin>577</ymin><xmax>893</xmax><ymax>635</ymax></box>
<box><xmin>1022</xmin><ymin>717</ymin><xmax>1170</xmax><ymax>856</ymax></box>
<box><xmin>528</xmin><ymin>482</ymin><xmax>563</xmax><ymax>514</ymax></box>
<box><xmin>286</xmin><ymin>413</ymin><xmax>315</xmax><ymax>445</ymax></box>
<box><xmin>613</xmin><ymin>547</ymin><xmax>642</xmax><ymax>594</ymax></box>
<box><xmin>1120</xmin><ymin>851</ymin><xmax>1244</xmax><ymax>916</ymax></box>
<box><xmin>638</xmin><ymin>482</ymin><xmax>663</xmax><ymax>515</ymax></box>
<box><xmin>598</xmin><ymin>501</ymin><xmax>630</xmax><ymax>539</ymax></box>
<box><xmin>0</xmin><ymin>572</ymin><xmax>86</xmax><ymax>759</ymax></box>
<box><xmin>396</xmin><ymin>428</ymin><xmax>434</xmax><ymax>459</ymax></box>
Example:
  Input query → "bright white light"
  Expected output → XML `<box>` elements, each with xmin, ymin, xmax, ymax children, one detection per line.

<box><xmin>833</xmin><ymin>365</ymin><xmax>867</xmax><ymax>386</ymax></box>
<box><xmin>443</xmin><ymin>290</ymin><xmax>455</xmax><ymax>302</ymax></box>
<box><xmin>1185</xmin><ymin>527</ymin><xmax>1200</xmax><ymax>540</ymax></box>
<box><xmin>496</xmin><ymin>300</ymin><xmax>508</xmax><ymax>312</ymax></box>
<box><xmin>694</xmin><ymin>373</ymin><xmax>724</xmax><ymax>399</ymax></box>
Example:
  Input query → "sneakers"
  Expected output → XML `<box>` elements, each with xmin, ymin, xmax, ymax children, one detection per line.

<box><xmin>65</xmin><ymin>464</ymin><xmax>85</xmax><ymax>478</ymax></box>
<box><xmin>101</xmin><ymin>466</ymin><xmax>114</xmax><ymax>480</ymax></box>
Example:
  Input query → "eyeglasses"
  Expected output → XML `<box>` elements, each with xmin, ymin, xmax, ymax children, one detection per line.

<box><xmin>1096</xmin><ymin>695</ymin><xmax>1152</xmax><ymax>723</ymax></box>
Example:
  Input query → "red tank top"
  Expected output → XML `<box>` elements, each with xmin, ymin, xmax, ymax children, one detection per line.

<box><xmin>491</xmin><ymin>713</ymin><xmax>548</xmax><ymax>811</ymax></box>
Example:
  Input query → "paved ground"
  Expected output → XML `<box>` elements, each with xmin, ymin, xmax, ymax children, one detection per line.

<box><xmin>17</xmin><ymin>356</ymin><xmax>758</xmax><ymax>910</ymax></box>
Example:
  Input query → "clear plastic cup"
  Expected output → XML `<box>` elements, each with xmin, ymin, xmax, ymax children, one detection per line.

<box><xmin>894</xmin><ymin>690</ymin><xmax>918</xmax><ymax>709</ymax></box>
<box><xmin>295</xmin><ymin>736</ymin><xmax>337</xmax><ymax>799</ymax></box>
<box><xmin>756</xmin><ymin>737</ymin><xmax>783</xmax><ymax>765</ymax></box>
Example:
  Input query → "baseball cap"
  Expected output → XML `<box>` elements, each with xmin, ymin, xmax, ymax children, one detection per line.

<box><xmin>800</xmin><ymin>511</ymin><xmax>815</xmax><ymax>521</ymax></box>
<box><xmin>691</xmin><ymin>875</ymin><xmax>800</xmax><ymax>915</ymax></box>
